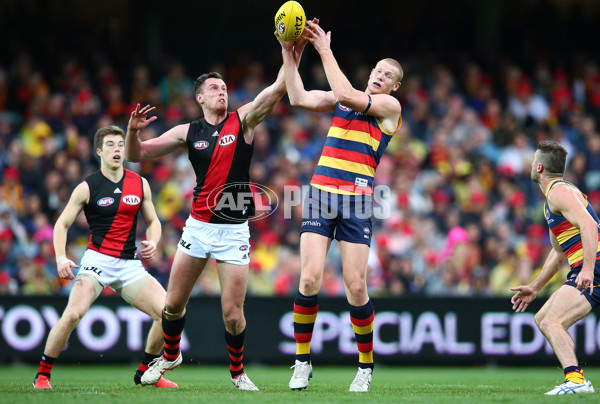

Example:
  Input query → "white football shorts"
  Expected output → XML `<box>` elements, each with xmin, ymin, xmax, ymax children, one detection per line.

<box><xmin>177</xmin><ymin>216</ymin><xmax>251</xmax><ymax>266</ymax></box>
<box><xmin>75</xmin><ymin>249</ymin><xmax>152</xmax><ymax>303</ymax></box>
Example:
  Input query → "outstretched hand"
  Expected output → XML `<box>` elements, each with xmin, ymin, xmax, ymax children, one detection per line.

<box><xmin>510</xmin><ymin>285</ymin><xmax>538</xmax><ymax>313</ymax></box>
<box><xmin>293</xmin><ymin>18</ymin><xmax>319</xmax><ymax>58</ymax></box>
<box><xmin>275</xmin><ymin>31</ymin><xmax>294</xmax><ymax>50</ymax></box>
<box><xmin>276</xmin><ymin>18</ymin><xmax>319</xmax><ymax>66</ymax></box>
<box><xmin>128</xmin><ymin>104</ymin><xmax>157</xmax><ymax>132</ymax></box>
<box><xmin>304</xmin><ymin>19</ymin><xmax>331</xmax><ymax>53</ymax></box>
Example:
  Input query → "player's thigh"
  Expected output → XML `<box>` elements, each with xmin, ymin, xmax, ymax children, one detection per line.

<box><xmin>539</xmin><ymin>284</ymin><xmax>592</xmax><ymax>328</ymax></box>
<box><xmin>338</xmin><ymin>240</ymin><xmax>370</xmax><ymax>284</ymax></box>
<box><xmin>130</xmin><ymin>277</ymin><xmax>166</xmax><ymax>319</ymax></box>
<box><xmin>64</xmin><ymin>276</ymin><xmax>101</xmax><ymax>317</ymax></box>
<box><xmin>216</xmin><ymin>261</ymin><xmax>248</xmax><ymax>310</ymax></box>
<box><xmin>300</xmin><ymin>231</ymin><xmax>332</xmax><ymax>275</ymax></box>
<box><xmin>535</xmin><ymin>287</ymin><xmax>559</xmax><ymax>323</ymax></box>
<box><xmin>165</xmin><ymin>249</ymin><xmax>209</xmax><ymax>311</ymax></box>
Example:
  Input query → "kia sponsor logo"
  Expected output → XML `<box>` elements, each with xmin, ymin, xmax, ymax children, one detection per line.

<box><xmin>193</xmin><ymin>141</ymin><xmax>209</xmax><ymax>150</ymax></box>
<box><xmin>97</xmin><ymin>197</ymin><xmax>114</xmax><ymax>207</ymax></box>
<box><xmin>219</xmin><ymin>134</ymin><xmax>236</xmax><ymax>146</ymax></box>
<box><xmin>122</xmin><ymin>195</ymin><xmax>141</xmax><ymax>205</ymax></box>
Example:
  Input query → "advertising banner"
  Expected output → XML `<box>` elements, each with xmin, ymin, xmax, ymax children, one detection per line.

<box><xmin>1</xmin><ymin>297</ymin><xmax>599</xmax><ymax>365</ymax></box>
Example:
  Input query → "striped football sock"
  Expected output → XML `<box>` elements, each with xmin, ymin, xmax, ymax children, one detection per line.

<box><xmin>350</xmin><ymin>300</ymin><xmax>374</xmax><ymax>370</ymax></box>
<box><xmin>225</xmin><ymin>329</ymin><xmax>246</xmax><ymax>378</ymax></box>
<box><xmin>162</xmin><ymin>312</ymin><xmax>185</xmax><ymax>361</ymax></box>
<box><xmin>294</xmin><ymin>291</ymin><xmax>318</xmax><ymax>363</ymax></box>
<box><xmin>136</xmin><ymin>351</ymin><xmax>158</xmax><ymax>377</ymax></box>
<box><xmin>37</xmin><ymin>354</ymin><xmax>56</xmax><ymax>379</ymax></box>
<box><xmin>564</xmin><ymin>365</ymin><xmax>585</xmax><ymax>384</ymax></box>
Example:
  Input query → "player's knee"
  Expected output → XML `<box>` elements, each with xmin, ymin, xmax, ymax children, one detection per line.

<box><xmin>164</xmin><ymin>296</ymin><xmax>186</xmax><ymax>315</ymax></box>
<box><xmin>534</xmin><ymin>311</ymin><xmax>544</xmax><ymax>328</ymax></box>
<box><xmin>62</xmin><ymin>308</ymin><xmax>86</xmax><ymax>329</ymax></box>
<box><xmin>163</xmin><ymin>305</ymin><xmax>185</xmax><ymax>319</ymax></box>
<box><xmin>344</xmin><ymin>277</ymin><xmax>367</xmax><ymax>296</ymax></box>
<box><xmin>222</xmin><ymin>307</ymin><xmax>244</xmax><ymax>330</ymax></box>
<box><xmin>300</xmin><ymin>271</ymin><xmax>322</xmax><ymax>293</ymax></box>
<box><xmin>537</xmin><ymin>316</ymin><xmax>559</xmax><ymax>334</ymax></box>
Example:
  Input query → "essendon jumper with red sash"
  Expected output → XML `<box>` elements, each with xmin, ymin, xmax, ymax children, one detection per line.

<box><xmin>84</xmin><ymin>169</ymin><xmax>143</xmax><ymax>259</ymax></box>
<box><xmin>186</xmin><ymin>111</ymin><xmax>254</xmax><ymax>224</ymax></box>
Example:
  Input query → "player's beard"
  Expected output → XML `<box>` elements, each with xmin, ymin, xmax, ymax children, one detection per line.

<box><xmin>531</xmin><ymin>169</ymin><xmax>540</xmax><ymax>183</ymax></box>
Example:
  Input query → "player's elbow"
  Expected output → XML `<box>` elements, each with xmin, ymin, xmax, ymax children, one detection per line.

<box><xmin>125</xmin><ymin>149</ymin><xmax>142</xmax><ymax>162</ymax></box>
<box><xmin>335</xmin><ymin>90</ymin><xmax>355</xmax><ymax>106</ymax></box>
<box><xmin>288</xmin><ymin>94</ymin><xmax>302</xmax><ymax>107</ymax></box>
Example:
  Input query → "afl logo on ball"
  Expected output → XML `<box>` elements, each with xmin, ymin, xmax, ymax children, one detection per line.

<box><xmin>193</xmin><ymin>141</ymin><xmax>209</xmax><ymax>150</ymax></box>
<box><xmin>219</xmin><ymin>134</ymin><xmax>236</xmax><ymax>146</ymax></box>
<box><xmin>97</xmin><ymin>197</ymin><xmax>114</xmax><ymax>207</ymax></box>
<box><xmin>122</xmin><ymin>195</ymin><xmax>141</xmax><ymax>205</ymax></box>
<box><xmin>278</xmin><ymin>22</ymin><xmax>286</xmax><ymax>36</ymax></box>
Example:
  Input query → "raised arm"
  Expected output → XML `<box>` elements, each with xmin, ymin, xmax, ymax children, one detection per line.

<box><xmin>125</xmin><ymin>104</ymin><xmax>188</xmax><ymax>162</ymax></box>
<box><xmin>279</xmin><ymin>20</ymin><xmax>336</xmax><ymax>113</ymax></box>
<box><xmin>238</xmin><ymin>22</ymin><xmax>316</xmax><ymax>131</ymax></box>
<box><xmin>138</xmin><ymin>177</ymin><xmax>161</xmax><ymax>261</ymax></box>
<box><xmin>304</xmin><ymin>21</ymin><xmax>401</xmax><ymax>125</ymax></box>
<box><xmin>54</xmin><ymin>182</ymin><xmax>89</xmax><ymax>280</ymax></box>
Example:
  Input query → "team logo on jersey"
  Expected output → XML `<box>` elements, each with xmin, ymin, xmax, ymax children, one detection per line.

<box><xmin>122</xmin><ymin>195</ymin><xmax>141</xmax><ymax>205</ymax></box>
<box><xmin>364</xmin><ymin>227</ymin><xmax>370</xmax><ymax>234</ymax></box>
<box><xmin>219</xmin><ymin>134</ymin><xmax>236</xmax><ymax>146</ymax></box>
<box><xmin>339</xmin><ymin>104</ymin><xmax>352</xmax><ymax>112</ymax></box>
<box><xmin>97</xmin><ymin>197</ymin><xmax>114</xmax><ymax>207</ymax></box>
<box><xmin>193</xmin><ymin>140</ymin><xmax>209</xmax><ymax>150</ymax></box>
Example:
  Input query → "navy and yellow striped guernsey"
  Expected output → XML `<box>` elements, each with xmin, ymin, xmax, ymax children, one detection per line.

<box><xmin>310</xmin><ymin>102</ymin><xmax>401</xmax><ymax>195</ymax></box>
<box><xmin>544</xmin><ymin>179</ymin><xmax>600</xmax><ymax>268</ymax></box>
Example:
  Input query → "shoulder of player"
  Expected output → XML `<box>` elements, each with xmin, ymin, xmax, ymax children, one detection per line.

<box><xmin>547</xmin><ymin>183</ymin><xmax>583</xmax><ymax>211</ymax></box>
<box><xmin>372</xmin><ymin>93</ymin><xmax>401</xmax><ymax>110</ymax></box>
<box><xmin>140</xmin><ymin>176</ymin><xmax>151</xmax><ymax>190</ymax></box>
<box><xmin>71</xmin><ymin>181</ymin><xmax>90</xmax><ymax>204</ymax></box>
<box><xmin>236</xmin><ymin>102</ymin><xmax>252</xmax><ymax>121</ymax></box>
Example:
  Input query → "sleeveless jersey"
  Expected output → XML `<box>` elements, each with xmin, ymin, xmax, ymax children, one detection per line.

<box><xmin>84</xmin><ymin>169</ymin><xmax>143</xmax><ymax>259</ymax></box>
<box><xmin>186</xmin><ymin>111</ymin><xmax>254</xmax><ymax>224</ymax></box>
<box><xmin>310</xmin><ymin>102</ymin><xmax>401</xmax><ymax>195</ymax></box>
<box><xmin>544</xmin><ymin>179</ymin><xmax>600</xmax><ymax>268</ymax></box>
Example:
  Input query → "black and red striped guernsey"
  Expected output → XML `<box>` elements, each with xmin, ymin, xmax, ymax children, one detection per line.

<box><xmin>83</xmin><ymin>169</ymin><xmax>143</xmax><ymax>259</ymax></box>
<box><xmin>186</xmin><ymin>111</ymin><xmax>254</xmax><ymax>224</ymax></box>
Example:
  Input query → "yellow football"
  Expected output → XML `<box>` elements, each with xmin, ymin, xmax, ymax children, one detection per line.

<box><xmin>274</xmin><ymin>1</ymin><xmax>305</xmax><ymax>42</ymax></box>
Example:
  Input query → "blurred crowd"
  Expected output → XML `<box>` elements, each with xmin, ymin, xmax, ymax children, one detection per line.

<box><xmin>1</xmin><ymin>45</ymin><xmax>600</xmax><ymax>299</ymax></box>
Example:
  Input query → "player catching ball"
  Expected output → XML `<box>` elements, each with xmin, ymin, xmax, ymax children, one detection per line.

<box><xmin>278</xmin><ymin>19</ymin><xmax>403</xmax><ymax>392</ymax></box>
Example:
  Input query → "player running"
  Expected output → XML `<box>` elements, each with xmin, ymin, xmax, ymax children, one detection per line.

<box><xmin>33</xmin><ymin>126</ymin><xmax>176</xmax><ymax>389</ymax></box>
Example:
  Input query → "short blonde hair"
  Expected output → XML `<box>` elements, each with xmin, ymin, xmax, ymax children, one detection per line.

<box><xmin>381</xmin><ymin>58</ymin><xmax>404</xmax><ymax>82</ymax></box>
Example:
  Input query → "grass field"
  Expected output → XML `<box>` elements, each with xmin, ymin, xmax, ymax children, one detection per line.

<box><xmin>1</xmin><ymin>365</ymin><xmax>599</xmax><ymax>403</ymax></box>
